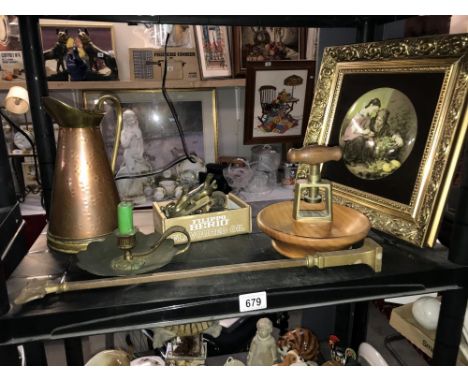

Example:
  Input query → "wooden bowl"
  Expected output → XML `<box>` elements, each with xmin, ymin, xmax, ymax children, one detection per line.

<box><xmin>257</xmin><ymin>201</ymin><xmax>370</xmax><ymax>259</ymax></box>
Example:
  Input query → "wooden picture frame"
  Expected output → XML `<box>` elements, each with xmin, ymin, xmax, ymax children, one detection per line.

<box><xmin>194</xmin><ymin>25</ymin><xmax>232</xmax><ymax>79</ymax></box>
<box><xmin>232</xmin><ymin>26</ymin><xmax>307</xmax><ymax>77</ymax></box>
<box><xmin>301</xmin><ymin>34</ymin><xmax>468</xmax><ymax>247</ymax></box>
<box><xmin>244</xmin><ymin>60</ymin><xmax>315</xmax><ymax>145</ymax></box>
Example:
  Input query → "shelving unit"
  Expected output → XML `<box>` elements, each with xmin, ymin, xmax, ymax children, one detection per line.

<box><xmin>0</xmin><ymin>79</ymin><xmax>246</xmax><ymax>91</ymax></box>
<box><xmin>1</xmin><ymin>15</ymin><xmax>468</xmax><ymax>366</ymax></box>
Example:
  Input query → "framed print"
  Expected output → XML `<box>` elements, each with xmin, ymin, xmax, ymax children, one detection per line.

<box><xmin>83</xmin><ymin>89</ymin><xmax>218</xmax><ymax>203</ymax></box>
<box><xmin>194</xmin><ymin>25</ymin><xmax>232</xmax><ymax>79</ymax></box>
<box><xmin>40</xmin><ymin>21</ymin><xmax>118</xmax><ymax>81</ymax></box>
<box><xmin>130</xmin><ymin>24</ymin><xmax>196</xmax><ymax>49</ymax></box>
<box><xmin>301</xmin><ymin>34</ymin><xmax>468</xmax><ymax>247</ymax></box>
<box><xmin>0</xmin><ymin>16</ymin><xmax>24</xmax><ymax>81</ymax></box>
<box><xmin>233</xmin><ymin>26</ymin><xmax>306</xmax><ymax>77</ymax></box>
<box><xmin>244</xmin><ymin>60</ymin><xmax>315</xmax><ymax>144</ymax></box>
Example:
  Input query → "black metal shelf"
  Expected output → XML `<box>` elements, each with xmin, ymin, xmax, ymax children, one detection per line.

<box><xmin>39</xmin><ymin>15</ymin><xmax>411</xmax><ymax>27</ymax></box>
<box><xmin>1</xmin><ymin>211</ymin><xmax>467</xmax><ymax>346</ymax></box>
<box><xmin>1</xmin><ymin>15</ymin><xmax>467</xmax><ymax>366</ymax></box>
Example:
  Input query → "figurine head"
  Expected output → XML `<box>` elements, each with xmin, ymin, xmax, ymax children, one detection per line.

<box><xmin>56</xmin><ymin>29</ymin><xmax>69</xmax><ymax>44</ymax></box>
<box><xmin>77</xmin><ymin>28</ymin><xmax>91</xmax><ymax>44</ymax></box>
<box><xmin>123</xmin><ymin>109</ymin><xmax>138</xmax><ymax>127</ymax></box>
<box><xmin>257</xmin><ymin>317</ymin><xmax>273</xmax><ymax>338</ymax></box>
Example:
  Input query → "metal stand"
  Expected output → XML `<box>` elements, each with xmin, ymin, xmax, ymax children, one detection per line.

<box><xmin>0</xmin><ymin>345</ymin><xmax>21</xmax><ymax>365</ymax></box>
<box><xmin>18</xmin><ymin>16</ymin><xmax>56</xmax><ymax>217</ymax></box>
<box><xmin>23</xmin><ymin>341</ymin><xmax>48</xmax><ymax>365</ymax></box>
<box><xmin>432</xmin><ymin>289</ymin><xmax>468</xmax><ymax>365</ymax></box>
<box><xmin>334</xmin><ymin>302</ymin><xmax>369</xmax><ymax>350</ymax></box>
<box><xmin>0</xmin><ymin>118</ymin><xmax>16</xmax><ymax>208</ymax></box>
<box><xmin>384</xmin><ymin>334</ymin><xmax>406</xmax><ymax>365</ymax></box>
<box><xmin>64</xmin><ymin>337</ymin><xmax>84</xmax><ymax>365</ymax></box>
<box><xmin>0</xmin><ymin>263</ymin><xmax>9</xmax><ymax>316</ymax></box>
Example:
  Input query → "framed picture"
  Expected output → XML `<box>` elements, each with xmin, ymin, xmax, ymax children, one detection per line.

<box><xmin>22</xmin><ymin>162</ymin><xmax>40</xmax><ymax>189</ymax></box>
<box><xmin>83</xmin><ymin>89</ymin><xmax>218</xmax><ymax>203</ymax></box>
<box><xmin>232</xmin><ymin>26</ymin><xmax>306</xmax><ymax>77</ymax></box>
<box><xmin>130</xmin><ymin>24</ymin><xmax>196</xmax><ymax>49</ymax></box>
<box><xmin>244</xmin><ymin>60</ymin><xmax>315</xmax><ymax>144</ymax></box>
<box><xmin>0</xmin><ymin>15</ymin><xmax>24</xmax><ymax>81</ymax></box>
<box><xmin>301</xmin><ymin>34</ymin><xmax>468</xmax><ymax>247</ymax></box>
<box><xmin>194</xmin><ymin>25</ymin><xmax>232</xmax><ymax>79</ymax></box>
<box><xmin>39</xmin><ymin>21</ymin><xmax>118</xmax><ymax>81</ymax></box>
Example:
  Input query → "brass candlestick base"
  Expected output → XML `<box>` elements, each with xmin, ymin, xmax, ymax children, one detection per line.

<box><xmin>112</xmin><ymin>230</ymin><xmax>144</xmax><ymax>272</ymax></box>
<box><xmin>116</xmin><ymin>230</ymin><xmax>137</xmax><ymax>250</ymax></box>
<box><xmin>76</xmin><ymin>226</ymin><xmax>191</xmax><ymax>276</ymax></box>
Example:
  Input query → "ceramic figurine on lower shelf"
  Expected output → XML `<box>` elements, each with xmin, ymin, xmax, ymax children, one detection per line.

<box><xmin>327</xmin><ymin>335</ymin><xmax>358</xmax><ymax>365</ymax></box>
<box><xmin>224</xmin><ymin>356</ymin><xmax>245</xmax><ymax>366</ymax></box>
<box><xmin>277</xmin><ymin>327</ymin><xmax>320</xmax><ymax>363</ymax></box>
<box><xmin>274</xmin><ymin>350</ymin><xmax>308</xmax><ymax>366</ymax></box>
<box><xmin>247</xmin><ymin>317</ymin><xmax>278</xmax><ymax>366</ymax></box>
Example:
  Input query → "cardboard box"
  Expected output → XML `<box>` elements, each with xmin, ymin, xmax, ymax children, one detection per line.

<box><xmin>153</xmin><ymin>193</ymin><xmax>252</xmax><ymax>244</ymax></box>
<box><xmin>389</xmin><ymin>302</ymin><xmax>467</xmax><ymax>365</ymax></box>
<box><xmin>129</xmin><ymin>48</ymin><xmax>200</xmax><ymax>81</ymax></box>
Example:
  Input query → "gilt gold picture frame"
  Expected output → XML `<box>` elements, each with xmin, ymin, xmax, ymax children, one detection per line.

<box><xmin>301</xmin><ymin>34</ymin><xmax>468</xmax><ymax>247</ymax></box>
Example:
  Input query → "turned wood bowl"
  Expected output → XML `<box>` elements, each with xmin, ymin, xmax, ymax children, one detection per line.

<box><xmin>257</xmin><ymin>200</ymin><xmax>371</xmax><ymax>259</ymax></box>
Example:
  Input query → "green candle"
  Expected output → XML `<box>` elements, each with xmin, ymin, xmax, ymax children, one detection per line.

<box><xmin>117</xmin><ymin>202</ymin><xmax>134</xmax><ymax>235</ymax></box>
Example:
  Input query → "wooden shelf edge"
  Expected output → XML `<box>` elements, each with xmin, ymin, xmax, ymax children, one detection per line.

<box><xmin>0</xmin><ymin>79</ymin><xmax>245</xmax><ymax>91</ymax></box>
<box><xmin>0</xmin><ymin>80</ymin><xmax>27</xmax><ymax>90</ymax></box>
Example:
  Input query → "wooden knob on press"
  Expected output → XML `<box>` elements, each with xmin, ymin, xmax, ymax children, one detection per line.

<box><xmin>287</xmin><ymin>145</ymin><xmax>342</xmax><ymax>166</ymax></box>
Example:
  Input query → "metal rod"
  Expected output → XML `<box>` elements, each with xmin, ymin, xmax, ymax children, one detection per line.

<box><xmin>15</xmin><ymin>239</ymin><xmax>381</xmax><ymax>305</ymax></box>
<box><xmin>64</xmin><ymin>257</ymin><xmax>308</xmax><ymax>293</ymax></box>
<box><xmin>37</xmin><ymin>15</ymin><xmax>410</xmax><ymax>28</ymax></box>
<box><xmin>18</xmin><ymin>16</ymin><xmax>56</xmax><ymax>217</ymax></box>
<box><xmin>0</xmin><ymin>262</ymin><xmax>9</xmax><ymax>316</ymax></box>
<box><xmin>0</xmin><ymin>117</ymin><xmax>16</xmax><ymax>207</ymax></box>
<box><xmin>23</xmin><ymin>341</ymin><xmax>48</xmax><ymax>365</ymax></box>
<box><xmin>432</xmin><ymin>289</ymin><xmax>468</xmax><ymax>365</ymax></box>
<box><xmin>64</xmin><ymin>337</ymin><xmax>84</xmax><ymax>366</ymax></box>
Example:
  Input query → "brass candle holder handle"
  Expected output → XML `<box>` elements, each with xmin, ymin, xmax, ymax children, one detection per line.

<box><xmin>75</xmin><ymin>225</ymin><xmax>191</xmax><ymax>277</ymax></box>
<box><xmin>125</xmin><ymin>225</ymin><xmax>191</xmax><ymax>258</ymax></box>
<box><xmin>111</xmin><ymin>226</ymin><xmax>191</xmax><ymax>273</ymax></box>
<box><xmin>287</xmin><ymin>145</ymin><xmax>342</xmax><ymax>221</ymax></box>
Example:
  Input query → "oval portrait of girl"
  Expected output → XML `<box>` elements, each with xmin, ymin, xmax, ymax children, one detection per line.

<box><xmin>339</xmin><ymin>87</ymin><xmax>417</xmax><ymax>180</ymax></box>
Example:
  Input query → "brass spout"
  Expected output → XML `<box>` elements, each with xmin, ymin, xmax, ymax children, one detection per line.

<box><xmin>42</xmin><ymin>96</ymin><xmax>104</xmax><ymax>128</ymax></box>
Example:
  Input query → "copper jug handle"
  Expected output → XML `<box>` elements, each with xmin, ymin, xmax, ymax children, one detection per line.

<box><xmin>95</xmin><ymin>94</ymin><xmax>123</xmax><ymax>174</ymax></box>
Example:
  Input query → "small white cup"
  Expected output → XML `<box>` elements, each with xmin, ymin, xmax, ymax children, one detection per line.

<box><xmin>159</xmin><ymin>180</ymin><xmax>176</xmax><ymax>197</ymax></box>
<box><xmin>153</xmin><ymin>187</ymin><xmax>166</xmax><ymax>201</ymax></box>
<box><xmin>174</xmin><ymin>186</ymin><xmax>184</xmax><ymax>199</ymax></box>
<box><xmin>144</xmin><ymin>186</ymin><xmax>154</xmax><ymax>198</ymax></box>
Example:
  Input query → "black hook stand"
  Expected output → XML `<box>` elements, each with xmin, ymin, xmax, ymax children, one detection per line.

<box><xmin>18</xmin><ymin>16</ymin><xmax>56</xmax><ymax>217</ymax></box>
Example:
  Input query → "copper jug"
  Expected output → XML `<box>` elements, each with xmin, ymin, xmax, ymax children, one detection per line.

<box><xmin>43</xmin><ymin>95</ymin><xmax>123</xmax><ymax>254</ymax></box>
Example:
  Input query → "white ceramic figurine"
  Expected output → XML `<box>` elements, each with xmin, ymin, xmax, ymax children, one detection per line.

<box><xmin>247</xmin><ymin>317</ymin><xmax>277</xmax><ymax>366</ymax></box>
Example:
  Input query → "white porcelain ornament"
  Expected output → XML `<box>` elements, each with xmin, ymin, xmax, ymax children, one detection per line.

<box><xmin>412</xmin><ymin>296</ymin><xmax>441</xmax><ymax>331</ymax></box>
